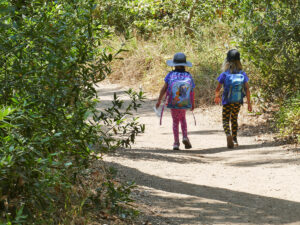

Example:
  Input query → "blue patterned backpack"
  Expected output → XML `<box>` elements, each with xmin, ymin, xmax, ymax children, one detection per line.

<box><xmin>167</xmin><ymin>78</ymin><xmax>193</xmax><ymax>109</ymax></box>
<box><xmin>223</xmin><ymin>72</ymin><xmax>245</xmax><ymax>103</ymax></box>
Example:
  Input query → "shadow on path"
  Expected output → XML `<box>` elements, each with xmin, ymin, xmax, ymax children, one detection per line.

<box><xmin>118</xmin><ymin>141</ymin><xmax>284</xmax><ymax>158</ymax></box>
<box><xmin>110</xmin><ymin>148</ymin><xmax>207</xmax><ymax>164</ymax></box>
<box><xmin>108</xmin><ymin>162</ymin><xmax>300</xmax><ymax>225</ymax></box>
<box><xmin>162</xmin><ymin>130</ymin><xmax>224</xmax><ymax>136</ymax></box>
<box><xmin>228</xmin><ymin>157</ymin><xmax>300</xmax><ymax>167</ymax></box>
<box><xmin>110</xmin><ymin>143</ymin><xmax>299</xmax><ymax>168</ymax></box>
<box><xmin>239</xmin><ymin>123</ymin><xmax>273</xmax><ymax>137</ymax></box>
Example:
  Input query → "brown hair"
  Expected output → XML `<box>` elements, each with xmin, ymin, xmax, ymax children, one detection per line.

<box><xmin>175</xmin><ymin>66</ymin><xmax>185</xmax><ymax>70</ymax></box>
<box><xmin>222</xmin><ymin>59</ymin><xmax>243</xmax><ymax>73</ymax></box>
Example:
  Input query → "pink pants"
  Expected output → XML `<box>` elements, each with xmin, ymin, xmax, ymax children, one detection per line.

<box><xmin>171</xmin><ymin>109</ymin><xmax>188</xmax><ymax>144</ymax></box>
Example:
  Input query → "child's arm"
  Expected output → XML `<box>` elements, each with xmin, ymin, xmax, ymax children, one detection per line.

<box><xmin>245</xmin><ymin>82</ymin><xmax>252</xmax><ymax>112</ymax></box>
<box><xmin>214</xmin><ymin>83</ymin><xmax>222</xmax><ymax>104</ymax></box>
<box><xmin>156</xmin><ymin>83</ymin><xmax>168</xmax><ymax>108</ymax></box>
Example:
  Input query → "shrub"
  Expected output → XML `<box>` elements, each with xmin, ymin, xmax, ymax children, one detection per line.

<box><xmin>229</xmin><ymin>0</ymin><xmax>300</xmax><ymax>102</ymax></box>
<box><xmin>276</xmin><ymin>93</ymin><xmax>300</xmax><ymax>143</ymax></box>
<box><xmin>0</xmin><ymin>0</ymin><xmax>145</xmax><ymax>223</ymax></box>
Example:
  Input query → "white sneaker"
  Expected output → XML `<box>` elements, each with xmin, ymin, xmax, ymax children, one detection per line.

<box><xmin>173</xmin><ymin>144</ymin><xmax>179</xmax><ymax>150</ymax></box>
<box><xmin>233</xmin><ymin>137</ymin><xmax>239</xmax><ymax>147</ymax></box>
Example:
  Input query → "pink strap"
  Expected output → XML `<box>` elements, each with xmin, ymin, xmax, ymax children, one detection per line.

<box><xmin>160</xmin><ymin>95</ymin><xmax>168</xmax><ymax>125</ymax></box>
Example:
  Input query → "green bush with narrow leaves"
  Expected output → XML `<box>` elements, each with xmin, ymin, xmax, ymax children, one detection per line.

<box><xmin>0</xmin><ymin>0</ymin><xmax>144</xmax><ymax>223</ymax></box>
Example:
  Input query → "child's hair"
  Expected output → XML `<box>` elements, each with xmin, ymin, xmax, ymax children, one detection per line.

<box><xmin>222</xmin><ymin>49</ymin><xmax>242</xmax><ymax>73</ymax></box>
<box><xmin>222</xmin><ymin>59</ymin><xmax>243</xmax><ymax>73</ymax></box>
<box><xmin>175</xmin><ymin>66</ymin><xmax>185</xmax><ymax>70</ymax></box>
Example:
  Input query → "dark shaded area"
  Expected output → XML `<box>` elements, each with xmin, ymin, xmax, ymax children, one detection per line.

<box><xmin>114</xmin><ymin>141</ymin><xmax>284</xmax><ymax>158</ymax></box>
<box><xmin>109</xmin><ymin>147</ymin><xmax>207</xmax><ymax>164</ymax></box>
<box><xmin>228</xmin><ymin>157</ymin><xmax>300</xmax><ymax>167</ymax></box>
<box><xmin>239</xmin><ymin>122</ymin><xmax>274</xmax><ymax>137</ymax></box>
<box><xmin>107</xmin><ymin>162</ymin><xmax>300</xmax><ymax>225</ymax></box>
<box><xmin>109</xmin><ymin>141</ymin><xmax>294</xmax><ymax>169</ymax></box>
<box><xmin>162</xmin><ymin>129</ymin><xmax>224</xmax><ymax>135</ymax></box>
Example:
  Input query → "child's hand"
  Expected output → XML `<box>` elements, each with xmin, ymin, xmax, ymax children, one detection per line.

<box><xmin>214</xmin><ymin>96</ymin><xmax>221</xmax><ymax>104</ymax></box>
<box><xmin>156</xmin><ymin>100</ymin><xmax>161</xmax><ymax>109</ymax></box>
<box><xmin>248</xmin><ymin>103</ymin><xmax>253</xmax><ymax>112</ymax></box>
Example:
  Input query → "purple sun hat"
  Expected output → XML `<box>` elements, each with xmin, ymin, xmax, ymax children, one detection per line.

<box><xmin>166</xmin><ymin>52</ymin><xmax>192</xmax><ymax>67</ymax></box>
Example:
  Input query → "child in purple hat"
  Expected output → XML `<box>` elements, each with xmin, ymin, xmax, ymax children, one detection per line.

<box><xmin>156</xmin><ymin>53</ymin><xmax>195</xmax><ymax>150</ymax></box>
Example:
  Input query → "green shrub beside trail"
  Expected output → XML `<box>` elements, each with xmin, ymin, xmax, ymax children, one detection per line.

<box><xmin>230</xmin><ymin>1</ymin><xmax>300</xmax><ymax>141</ymax></box>
<box><xmin>0</xmin><ymin>1</ymin><xmax>144</xmax><ymax>223</ymax></box>
<box><xmin>230</xmin><ymin>0</ymin><xmax>299</xmax><ymax>103</ymax></box>
<box><xmin>276</xmin><ymin>93</ymin><xmax>300</xmax><ymax>143</ymax></box>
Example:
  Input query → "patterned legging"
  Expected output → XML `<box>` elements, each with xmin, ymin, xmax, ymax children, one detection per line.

<box><xmin>171</xmin><ymin>109</ymin><xmax>188</xmax><ymax>144</ymax></box>
<box><xmin>222</xmin><ymin>103</ymin><xmax>241</xmax><ymax>138</ymax></box>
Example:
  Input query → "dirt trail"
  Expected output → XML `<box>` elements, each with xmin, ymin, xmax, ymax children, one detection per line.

<box><xmin>97</xmin><ymin>83</ymin><xmax>300</xmax><ymax>225</ymax></box>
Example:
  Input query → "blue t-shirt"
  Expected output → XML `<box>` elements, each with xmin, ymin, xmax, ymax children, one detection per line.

<box><xmin>217</xmin><ymin>70</ymin><xmax>249</xmax><ymax>105</ymax></box>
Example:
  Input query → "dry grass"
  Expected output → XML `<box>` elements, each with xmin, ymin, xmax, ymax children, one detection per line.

<box><xmin>69</xmin><ymin>159</ymin><xmax>140</xmax><ymax>224</ymax></box>
<box><xmin>107</xmin><ymin>23</ymin><xmax>239</xmax><ymax>106</ymax></box>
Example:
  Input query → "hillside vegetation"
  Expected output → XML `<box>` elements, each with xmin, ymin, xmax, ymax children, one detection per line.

<box><xmin>101</xmin><ymin>0</ymin><xmax>299</xmax><ymax>142</ymax></box>
<box><xmin>109</xmin><ymin>25</ymin><xmax>229</xmax><ymax>105</ymax></box>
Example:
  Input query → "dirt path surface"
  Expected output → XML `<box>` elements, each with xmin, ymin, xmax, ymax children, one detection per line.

<box><xmin>97</xmin><ymin>84</ymin><xmax>300</xmax><ymax>225</ymax></box>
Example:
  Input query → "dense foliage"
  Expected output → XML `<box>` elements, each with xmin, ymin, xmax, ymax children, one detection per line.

<box><xmin>229</xmin><ymin>0</ymin><xmax>299</xmax><ymax>102</ymax></box>
<box><xmin>98</xmin><ymin>0</ymin><xmax>299</xmax><ymax>99</ymax></box>
<box><xmin>0</xmin><ymin>0</ymin><xmax>144</xmax><ymax>223</ymax></box>
<box><xmin>230</xmin><ymin>0</ymin><xmax>299</xmax><ymax>141</ymax></box>
<box><xmin>0</xmin><ymin>0</ymin><xmax>298</xmax><ymax>223</ymax></box>
<box><xmin>98</xmin><ymin>0</ymin><xmax>299</xmax><ymax>141</ymax></box>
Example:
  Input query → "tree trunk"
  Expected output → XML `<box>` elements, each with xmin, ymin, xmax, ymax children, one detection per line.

<box><xmin>185</xmin><ymin>0</ymin><xmax>199</xmax><ymax>36</ymax></box>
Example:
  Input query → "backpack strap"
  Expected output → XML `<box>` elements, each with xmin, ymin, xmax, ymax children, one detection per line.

<box><xmin>192</xmin><ymin>111</ymin><xmax>197</xmax><ymax>126</ymax></box>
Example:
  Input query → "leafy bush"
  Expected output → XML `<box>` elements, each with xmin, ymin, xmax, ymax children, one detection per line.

<box><xmin>228</xmin><ymin>0</ymin><xmax>300</xmax><ymax>102</ymax></box>
<box><xmin>95</xmin><ymin>0</ymin><xmax>222</xmax><ymax>37</ymax></box>
<box><xmin>103</xmin><ymin>0</ymin><xmax>299</xmax><ymax>140</ymax></box>
<box><xmin>276</xmin><ymin>93</ymin><xmax>300</xmax><ymax>143</ymax></box>
<box><xmin>225</xmin><ymin>1</ymin><xmax>299</xmax><ymax>140</ymax></box>
<box><xmin>0</xmin><ymin>0</ymin><xmax>144</xmax><ymax>223</ymax></box>
<box><xmin>88</xmin><ymin>166</ymin><xmax>139</xmax><ymax>218</ymax></box>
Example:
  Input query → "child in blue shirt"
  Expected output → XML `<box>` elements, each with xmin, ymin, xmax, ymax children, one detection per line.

<box><xmin>214</xmin><ymin>49</ymin><xmax>252</xmax><ymax>148</ymax></box>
